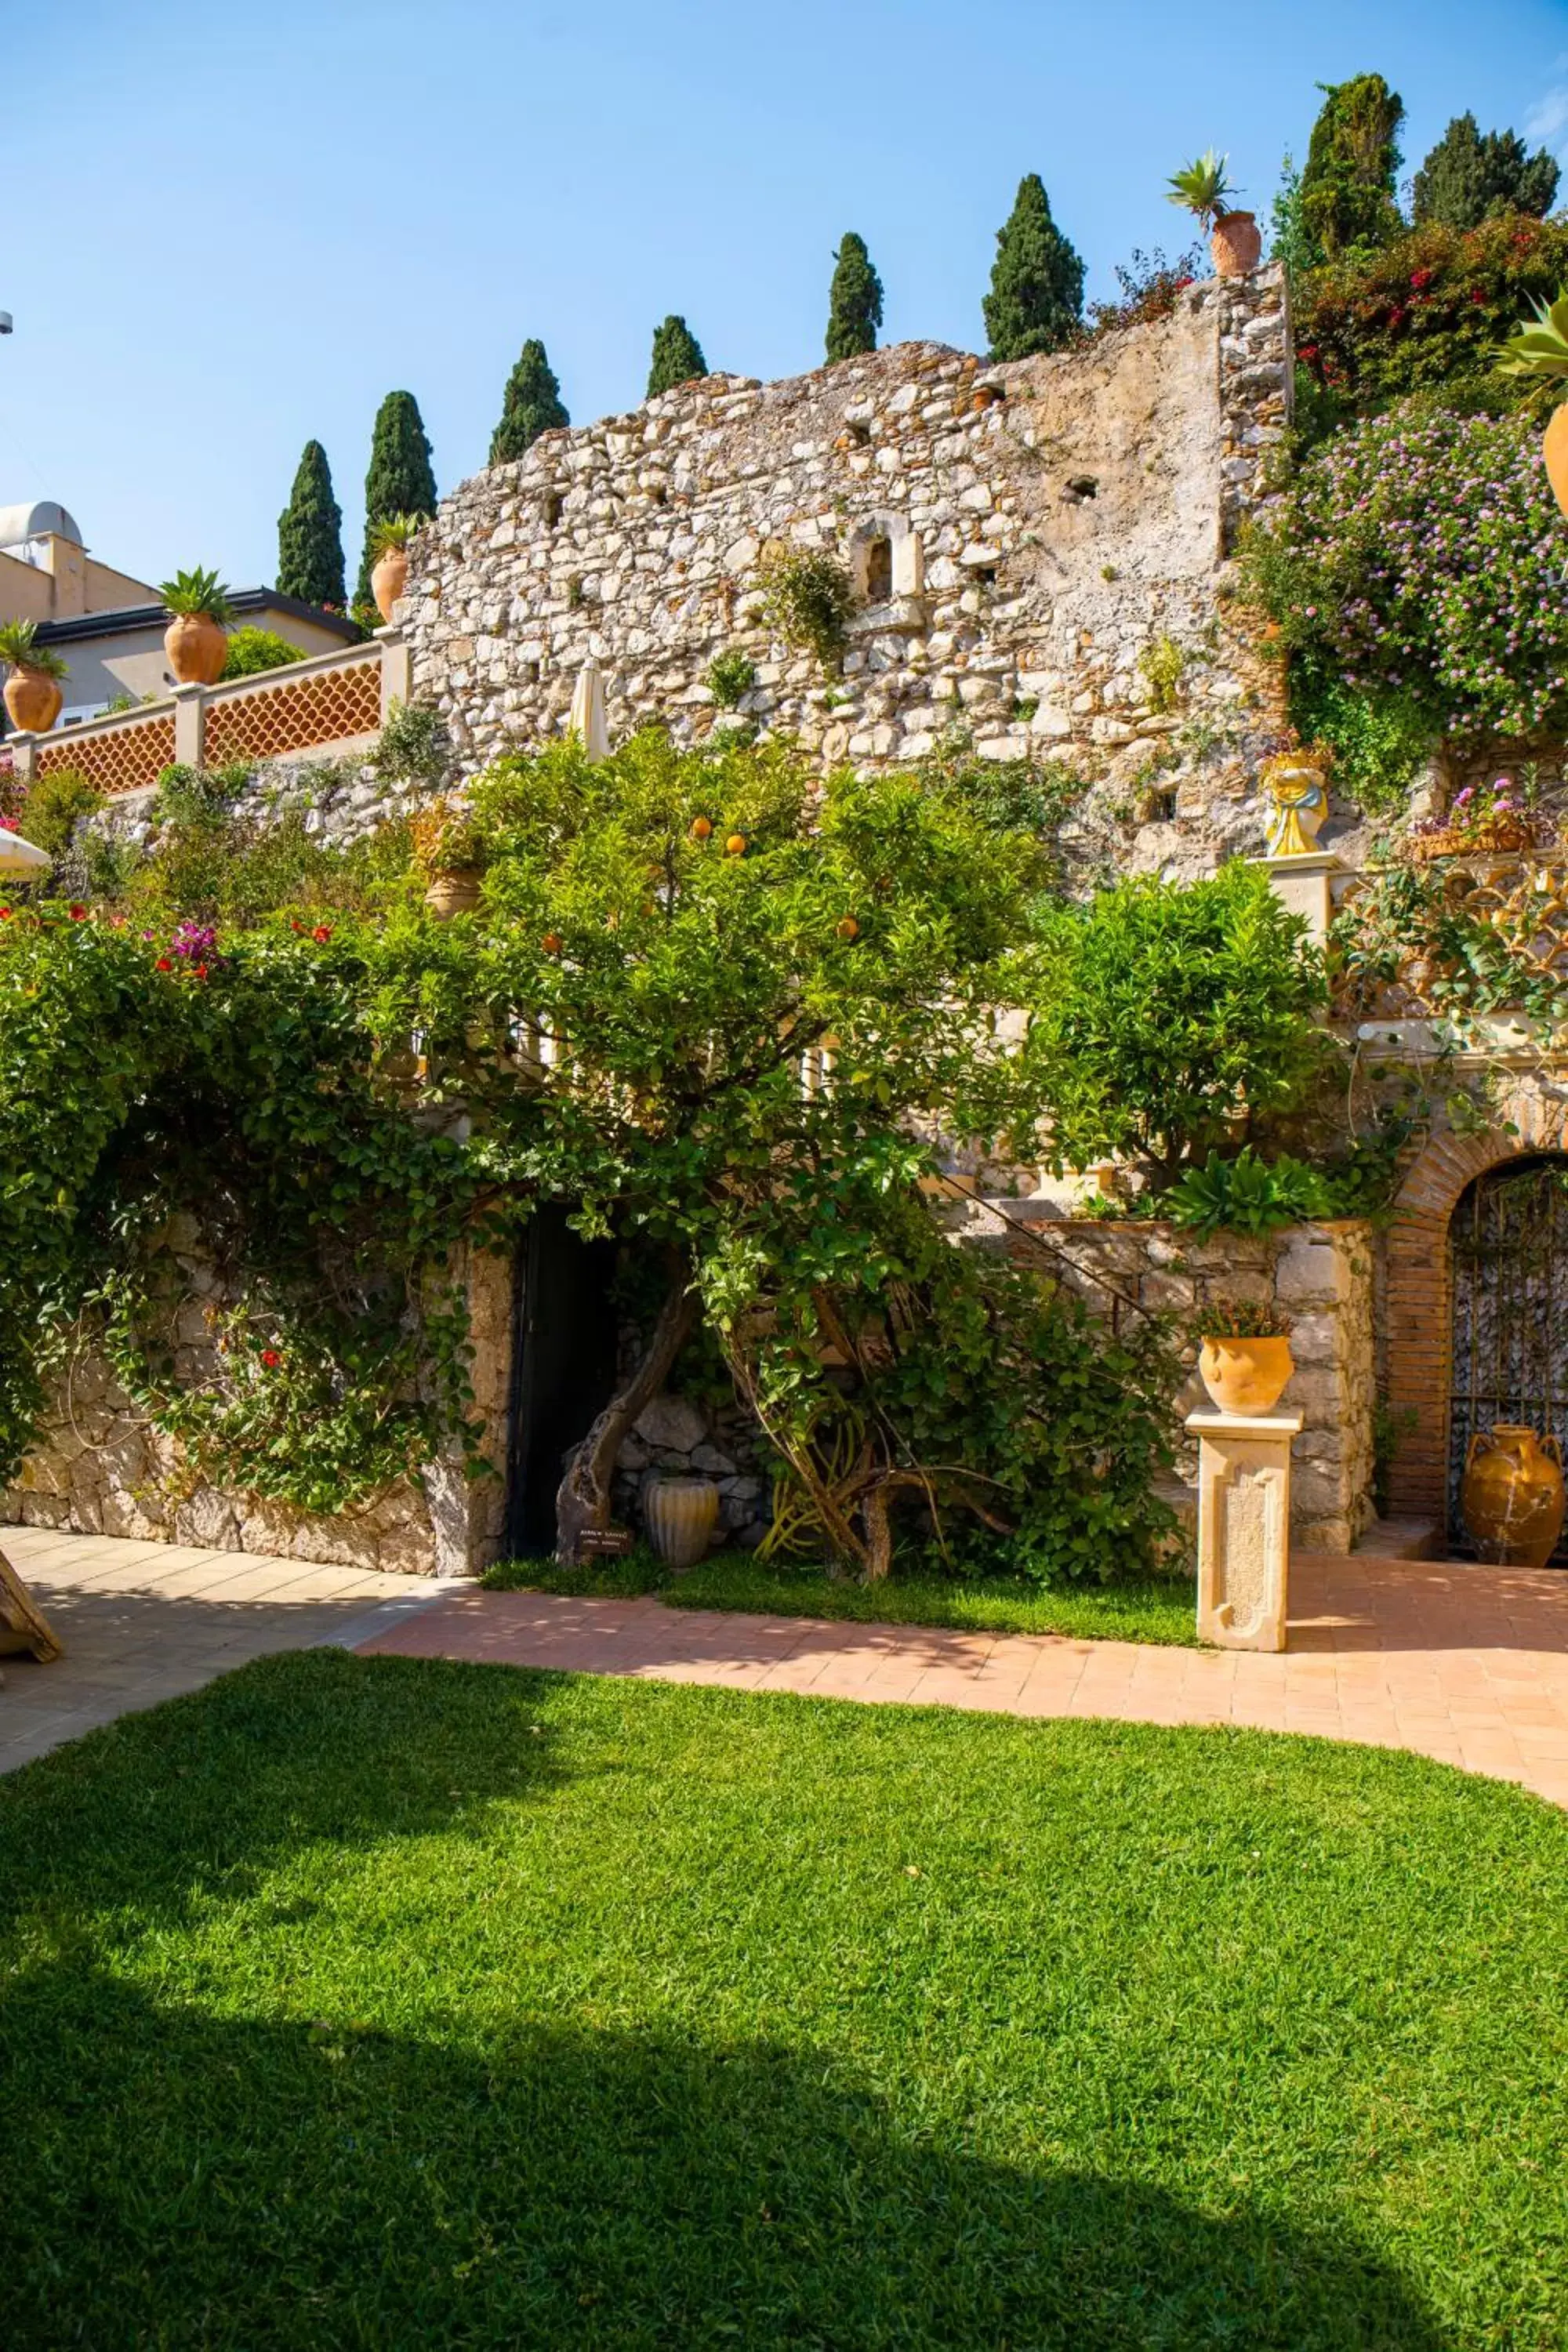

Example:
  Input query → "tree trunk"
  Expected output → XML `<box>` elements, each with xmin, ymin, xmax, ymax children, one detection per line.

<box><xmin>554</xmin><ymin>1250</ymin><xmax>697</xmax><ymax>1563</ymax></box>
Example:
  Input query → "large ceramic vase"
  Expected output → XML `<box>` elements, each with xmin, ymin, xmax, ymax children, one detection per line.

<box><xmin>1198</xmin><ymin>1336</ymin><xmax>1294</xmax><ymax>1416</ymax></box>
<box><xmin>1544</xmin><ymin>405</ymin><xmax>1568</xmax><ymax>523</ymax></box>
<box><xmin>372</xmin><ymin>548</ymin><xmax>408</xmax><ymax>625</ymax></box>
<box><xmin>423</xmin><ymin>867</ymin><xmax>484</xmax><ymax>919</ymax></box>
<box><xmin>2</xmin><ymin>666</ymin><xmax>62</xmax><ymax>732</ymax></box>
<box><xmin>1460</xmin><ymin>1425</ymin><xmax>1566</xmax><ymax>1569</ymax></box>
<box><xmin>164</xmin><ymin>613</ymin><xmax>228</xmax><ymax>685</ymax></box>
<box><xmin>644</xmin><ymin>1477</ymin><xmax>719</xmax><ymax>1570</ymax></box>
<box><xmin>1210</xmin><ymin>211</ymin><xmax>1262</xmax><ymax>278</ymax></box>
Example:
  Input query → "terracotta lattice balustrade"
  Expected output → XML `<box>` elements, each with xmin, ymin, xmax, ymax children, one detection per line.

<box><xmin>9</xmin><ymin>636</ymin><xmax>405</xmax><ymax>799</ymax></box>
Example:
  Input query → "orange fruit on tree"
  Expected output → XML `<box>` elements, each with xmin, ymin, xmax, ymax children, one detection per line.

<box><xmin>836</xmin><ymin>916</ymin><xmax>859</xmax><ymax>941</ymax></box>
<box><xmin>725</xmin><ymin>833</ymin><xmax>747</xmax><ymax>856</ymax></box>
<box><xmin>690</xmin><ymin>815</ymin><xmax>713</xmax><ymax>840</ymax></box>
<box><xmin>543</xmin><ymin>931</ymin><xmax>563</xmax><ymax>955</ymax></box>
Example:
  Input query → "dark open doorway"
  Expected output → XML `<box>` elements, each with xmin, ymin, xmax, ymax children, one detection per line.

<box><xmin>504</xmin><ymin>1207</ymin><xmax>619</xmax><ymax>1557</ymax></box>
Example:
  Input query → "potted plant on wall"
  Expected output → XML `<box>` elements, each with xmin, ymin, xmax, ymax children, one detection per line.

<box><xmin>0</xmin><ymin>620</ymin><xmax>67</xmax><ymax>732</ymax></box>
<box><xmin>159</xmin><ymin>568</ymin><xmax>233</xmax><ymax>686</ymax></box>
<box><xmin>1497</xmin><ymin>289</ymin><xmax>1568</xmax><ymax>520</ymax></box>
<box><xmin>368</xmin><ymin>514</ymin><xmax>420</xmax><ymax>626</ymax></box>
<box><xmin>409</xmin><ymin>796</ymin><xmax>488</xmax><ymax>917</ymax></box>
<box><xmin>1193</xmin><ymin>1297</ymin><xmax>1295</xmax><ymax>1415</ymax></box>
<box><xmin>1167</xmin><ymin>150</ymin><xmax>1261</xmax><ymax>279</ymax></box>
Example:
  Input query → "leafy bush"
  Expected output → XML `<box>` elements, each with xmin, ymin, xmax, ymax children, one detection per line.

<box><xmin>1295</xmin><ymin>214</ymin><xmax>1568</xmax><ymax>410</ymax></box>
<box><xmin>706</xmin><ymin>650</ymin><xmax>756</xmax><ymax>710</ymax></box>
<box><xmin>1240</xmin><ymin>399</ymin><xmax>1568</xmax><ymax>760</ymax></box>
<box><xmin>1413</xmin><ymin>113</ymin><xmax>1559</xmax><ymax>234</ymax></box>
<box><xmin>757</xmin><ymin>547</ymin><xmax>855</xmax><ymax>670</ymax></box>
<box><xmin>1287</xmin><ymin>674</ymin><xmax>1438</xmax><ymax>813</ymax></box>
<box><xmin>1298</xmin><ymin>73</ymin><xmax>1406</xmax><ymax>266</ymax></box>
<box><xmin>1086</xmin><ymin>245</ymin><xmax>1200</xmax><ymax>336</ymax></box>
<box><xmin>1167</xmin><ymin>1146</ymin><xmax>1325</xmax><ymax>1236</ymax></box>
<box><xmin>220</xmin><ymin>627</ymin><xmax>304</xmax><ymax>681</ymax></box>
<box><xmin>18</xmin><ymin>768</ymin><xmax>103</xmax><ymax>857</ymax></box>
<box><xmin>372</xmin><ymin>698</ymin><xmax>447</xmax><ymax>789</ymax></box>
<box><xmin>1018</xmin><ymin>863</ymin><xmax>1329</xmax><ymax>1188</ymax></box>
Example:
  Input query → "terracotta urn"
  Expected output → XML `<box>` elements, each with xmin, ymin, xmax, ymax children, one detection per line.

<box><xmin>1544</xmin><ymin>404</ymin><xmax>1568</xmax><ymax>523</ymax></box>
<box><xmin>643</xmin><ymin>1475</ymin><xmax>720</xmax><ymax>1570</ymax></box>
<box><xmin>2</xmin><ymin>666</ymin><xmax>63</xmax><ymax>733</ymax></box>
<box><xmin>372</xmin><ymin>547</ymin><xmax>409</xmax><ymax>625</ymax></box>
<box><xmin>164</xmin><ymin>612</ymin><xmax>228</xmax><ymax>686</ymax></box>
<box><xmin>1198</xmin><ymin>1336</ymin><xmax>1294</xmax><ymax>1416</ymax></box>
<box><xmin>1210</xmin><ymin>211</ymin><xmax>1262</xmax><ymax>278</ymax></box>
<box><xmin>1460</xmin><ymin>1425</ymin><xmax>1566</xmax><ymax>1569</ymax></box>
<box><xmin>423</xmin><ymin>867</ymin><xmax>485</xmax><ymax>920</ymax></box>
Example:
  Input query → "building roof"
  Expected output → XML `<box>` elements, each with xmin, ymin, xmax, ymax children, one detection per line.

<box><xmin>0</xmin><ymin>499</ymin><xmax>83</xmax><ymax>550</ymax></box>
<box><xmin>33</xmin><ymin>586</ymin><xmax>364</xmax><ymax>648</ymax></box>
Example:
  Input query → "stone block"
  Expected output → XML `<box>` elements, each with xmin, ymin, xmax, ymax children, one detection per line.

<box><xmin>633</xmin><ymin>1393</ymin><xmax>707</xmax><ymax>1454</ymax></box>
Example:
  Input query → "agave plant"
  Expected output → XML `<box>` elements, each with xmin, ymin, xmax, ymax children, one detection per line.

<box><xmin>369</xmin><ymin>513</ymin><xmax>423</xmax><ymax>557</ymax></box>
<box><xmin>158</xmin><ymin>566</ymin><xmax>234</xmax><ymax>622</ymax></box>
<box><xmin>0</xmin><ymin>619</ymin><xmax>68</xmax><ymax>679</ymax></box>
<box><xmin>1166</xmin><ymin>149</ymin><xmax>1237</xmax><ymax>230</ymax></box>
<box><xmin>1496</xmin><ymin>289</ymin><xmax>1568</xmax><ymax>384</ymax></box>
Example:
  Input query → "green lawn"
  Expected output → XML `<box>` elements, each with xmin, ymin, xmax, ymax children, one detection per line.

<box><xmin>3</xmin><ymin>1654</ymin><xmax>1566</xmax><ymax>2347</ymax></box>
<box><xmin>484</xmin><ymin>1545</ymin><xmax>1200</xmax><ymax>1645</ymax></box>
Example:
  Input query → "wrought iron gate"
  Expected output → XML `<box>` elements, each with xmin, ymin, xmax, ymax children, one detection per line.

<box><xmin>1448</xmin><ymin>1155</ymin><xmax>1568</xmax><ymax>1558</ymax></box>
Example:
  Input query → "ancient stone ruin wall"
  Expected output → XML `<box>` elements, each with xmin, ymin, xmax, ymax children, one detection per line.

<box><xmin>1</xmin><ymin>1240</ymin><xmax>514</xmax><ymax>1577</ymax></box>
<box><xmin>406</xmin><ymin>267</ymin><xmax>1291</xmax><ymax>875</ymax></box>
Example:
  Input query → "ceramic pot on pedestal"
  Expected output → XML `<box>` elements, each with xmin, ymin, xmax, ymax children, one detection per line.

<box><xmin>1198</xmin><ymin>1336</ymin><xmax>1294</xmax><ymax>1416</ymax></box>
<box><xmin>1210</xmin><ymin>211</ymin><xmax>1262</xmax><ymax>277</ymax></box>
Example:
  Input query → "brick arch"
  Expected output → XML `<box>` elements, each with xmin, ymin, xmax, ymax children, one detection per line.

<box><xmin>1386</xmin><ymin>1093</ymin><xmax>1568</xmax><ymax>1522</ymax></box>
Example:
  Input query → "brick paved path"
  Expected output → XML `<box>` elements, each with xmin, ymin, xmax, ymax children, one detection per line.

<box><xmin>361</xmin><ymin>1553</ymin><xmax>1568</xmax><ymax>1809</ymax></box>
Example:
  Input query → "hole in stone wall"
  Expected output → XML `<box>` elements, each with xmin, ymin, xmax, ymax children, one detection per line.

<box><xmin>1149</xmin><ymin>787</ymin><xmax>1178</xmax><ymax>824</ymax></box>
<box><xmin>1064</xmin><ymin>475</ymin><xmax>1099</xmax><ymax>503</ymax></box>
<box><xmin>544</xmin><ymin>493</ymin><xmax>564</xmax><ymax>529</ymax></box>
<box><xmin>864</xmin><ymin>535</ymin><xmax>893</xmax><ymax>603</ymax></box>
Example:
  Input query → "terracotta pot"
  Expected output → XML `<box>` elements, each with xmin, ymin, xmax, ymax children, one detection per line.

<box><xmin>164</xmin><ymin>612</ymin><xmax>228</xmax><ymax>685</ymax></box>
<box><xmin>2</xmin><ymin>665</ymin><xmax>63</xmax><ymax>733</ymax></box>
<box><xmin>372</xmin><ymin>547</ymin><xmax>409</xmax><ymax>625</ymax></box>
<box><xmin>423</xmin><ymin>866</ymin><xmax>484</xmax><ymax>920</ymax></box>
<box><xmin>1198</xmin><ymin>1335</ymin><xmax>1294</xmax><ymax>1416</ymax></box>
<box><xmin>1461</xmin><ymin>1424</ymin><xmax>1565</xmax><ymax>1568</ymax></box>
<box><xmin>1210</xmin><ymin>211</ymin><xmax>1262</xmax><ymax>278</ymax></box>
<box><xmin>1545</xmin><ymin>402</ymin><xmax>1568</xmax><ymax>522</ymax></box>
<box><xmin>643</xmin><ymin>1476</ymin><xmax>720</xmax><ymax>1570</ymax></box>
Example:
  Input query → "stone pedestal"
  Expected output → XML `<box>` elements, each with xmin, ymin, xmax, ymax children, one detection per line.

<box><xmin>1187</xmin><ymin>1407</ymin><xmax>1302</xmax><ymax>1651</ymax></box>
<box><xmin>1257</xmin><ymin>851</ymin><xmax>1343</xmax><ymax>949</ymax></box>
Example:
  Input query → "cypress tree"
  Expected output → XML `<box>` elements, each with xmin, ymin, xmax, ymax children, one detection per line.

<box><xmin>982</xmin><ymin>173</ymin><xmax>1085</xmax><ymax>361</ymax></box>
<box><xmin>489</xmin><ymin>339</ymin><xmax>569</xmax><ymax>466</ymax></box>
<box><xmin>357</xmin><ymin>391</ymin><xmax>436</xmax><ymax>607</ymax></box>
<box><xmin>1298</xmin><ymin>74</ymin><xmax>1405</xmax><ymax>262</ymax></box>
<box><xmin>825</xmin><ymin>233</ymin><xmax>884</xmax><ymax>363</ymax></box>
<box><xmin>276</xmin><ymin>439</ymin><xmax>346</xmax><ymax>609</ymax></box>
<box><xmin>1413</xmin><ymin>111</ymin><xmax>1560</xmax><ymax>229</ymax></box>
<box><xmin>647</xmin><ymin>314</ymin><xmax>709</xmax><ymax>397</ymax></box>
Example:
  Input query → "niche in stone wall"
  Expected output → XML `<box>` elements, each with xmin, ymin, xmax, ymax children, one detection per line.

<box><xmin>850</xmin><ymin>512</ymin><xmax>922</xmax><ymax>606</ymax></box>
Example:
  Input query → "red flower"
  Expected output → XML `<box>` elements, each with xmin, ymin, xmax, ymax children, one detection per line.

<box><xmin>1410</xmin><ymin>267</ymin><xmax>1435</xmax><ymax>291</ymax></box>
<box><xmin>156</xmin><ymin>956</ymin><xmax>172</xmax><ymax>971</ymax></box>
<box><xmin>194</xmin><ymin>963</ymin><xmax>209</xmax><ymax>979</ymax></box>
<box><xmin>312</xmin><ymin>924</ymin><xmax>332</xmax><ymax>943</ymax></box>
<box><xmin>68</xmin><ymin>904</ymin><xmax>87</xmax><ymax>920</ymax></box>
<box><xmin>260</xmin><ymin>1348</ymin><xmax>281</xmax><ymax>1369</ymax></box>
<box><xmin>0</xmin><ymin>909</ymin><xmax>10</xmax><ymax>921</ymax></box>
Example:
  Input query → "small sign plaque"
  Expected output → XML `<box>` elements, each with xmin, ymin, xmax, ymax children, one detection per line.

<box><xmin>577</xmin><ymin>1526</ymin><xmax>634</xmax><ymax>1559</ymax></box>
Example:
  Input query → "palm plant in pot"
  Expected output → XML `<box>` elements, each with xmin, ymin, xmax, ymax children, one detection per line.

<box><xmin>159</xmin><ymin>568</ymin><xmax>233</xmax><ymax>685</ymax></box>
<box><xmin>1167</xmin><ymin>150</ymin><xmax>1261</xmax><ymax>278</ymax></box>
<box><xmin>1497</xmin><ymin>290</ymin><xmax>1568</xmax><ymax>521</ymax></box>
<box><xmin>1192</xmin><ymin>1297</ymin><xmax>1295</xmax><ymax>1416</ymax></box>
<box><xmin>0</xmin><ymin>620</ymin><xmax>68</xmax><ymax>733</ymax></box>
<box><xmin>368</xmin><ymin>514</ymin><xmax>421</xmax><ymax>625</ymax></box>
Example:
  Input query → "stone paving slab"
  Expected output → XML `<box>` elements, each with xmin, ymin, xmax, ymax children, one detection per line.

<box><xmin>0</xmin><ymin>1528</ymin><xmax>448</xmax><ymax>1773</ymax></box>
<box><xmin>358</xmin><ymin>1554</ymin><xmax>1568</xmax><ymax>1811</ymax></box>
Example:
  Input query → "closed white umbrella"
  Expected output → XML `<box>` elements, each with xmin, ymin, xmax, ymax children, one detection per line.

<box><xmin>0</xmin><ymin>828</ymin><xmax>51</xmax><ymax>878</ymax></box>
<box><xmin>568</xmin><ymin>659</ymin><xmax>610</xmax><ymax>762</ymax></box>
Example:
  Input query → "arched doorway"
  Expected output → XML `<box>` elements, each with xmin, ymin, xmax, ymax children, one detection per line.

<box><xmin>1446</xmin><ymin>1154</ymin><xmax>1568</xmax><ymax>1559</ymax></box>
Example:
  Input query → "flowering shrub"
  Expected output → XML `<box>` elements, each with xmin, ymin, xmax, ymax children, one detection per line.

<box><xmin>1241</xmin><ymin>399</ymin><xmax>1568</xmax><ymax>795</ymax></box>
<box><xmin>1295</xmin><ymin>214</ymin><xmax>1568</xmax><ymax>410</ymax></box>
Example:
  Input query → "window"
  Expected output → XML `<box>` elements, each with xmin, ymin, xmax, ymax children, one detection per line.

<box><xmin>864</xmin><ymin>535</ymin><xmax>893</xmax><ymax>603</ymax></box>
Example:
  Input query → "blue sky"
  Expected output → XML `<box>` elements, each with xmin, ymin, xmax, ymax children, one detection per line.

<box><xmin>6</xmin><ymin>0</ymin><xmax>1567</xmax><ymax>592</ymax></box>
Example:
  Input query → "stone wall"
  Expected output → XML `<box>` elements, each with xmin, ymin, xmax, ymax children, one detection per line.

<box><xmin>1</xmin><ymin>1242</ymin><xmax>515</xmax><ymax>1577</ymax></box>
<box><xmin>405</xmin><ymin>268</ymin><xmax>1292</xmax><ymax>877</ymax></box>
<box><xmin>996</xmin><ymin>1213</ymin><xmax>1376</xmax><ymax>1552</ymax></box>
